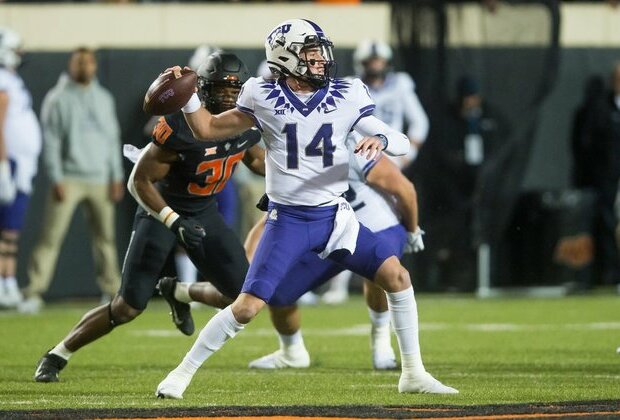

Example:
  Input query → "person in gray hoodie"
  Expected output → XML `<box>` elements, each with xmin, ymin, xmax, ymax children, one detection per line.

<box><xmin>20</xmin><ymin>47</ymin><xmax>124</xmax><ymax>313</ymax></box>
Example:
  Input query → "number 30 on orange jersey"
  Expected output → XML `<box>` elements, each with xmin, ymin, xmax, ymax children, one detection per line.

<box><xmin>188</xmin><ymin>151</ymin><xmax>245</xmax><ymax>196</ymax></box>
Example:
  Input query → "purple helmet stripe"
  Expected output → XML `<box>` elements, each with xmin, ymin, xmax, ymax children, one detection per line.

<box><xmin>302</xmin><ymin>19</ymin><xmax>325</xmax><ymax>36</ymax></box>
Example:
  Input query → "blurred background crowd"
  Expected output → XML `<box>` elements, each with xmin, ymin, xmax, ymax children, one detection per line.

<box><xmin>1</xmin><ymin>0</ymin><xmax>620</xmax><ymax>313</ymax></box>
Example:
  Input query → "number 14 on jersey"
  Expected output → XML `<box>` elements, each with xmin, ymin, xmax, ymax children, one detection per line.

<box><xmin>283</xmin><ymin>123</ymin><xmax>335</xmax><ymax>169</ymax></box>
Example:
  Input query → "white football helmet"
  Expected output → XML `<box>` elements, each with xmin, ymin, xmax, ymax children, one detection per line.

<box><xmin>188</xmin><ymin>45</ymin><xmax>222</xmax><ymax>71</ymax></box>
<box><xmin>0</xmin><ymin>27</ymin><xmax>22</xmax><ymax>70</ymax></box>
<box><xmin>353</xmin><ymin>40</ymin><xmax>392</xmax><ymax>77</ymax></box>
<box><xmin>264</xmin><ymin>19</ymin><xmax>334</xmax><ymax>88</ymax></box>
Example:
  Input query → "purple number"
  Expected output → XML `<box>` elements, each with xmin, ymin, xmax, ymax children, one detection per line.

<box><xmin>284</xmin><ymin>123</ymin><xmax>334</xmax><ymax>169</ymax></box>
<box><xmin>283</xmin><ymin>123</ymin><xmax>299</xmax><ymax>169</ymax></box>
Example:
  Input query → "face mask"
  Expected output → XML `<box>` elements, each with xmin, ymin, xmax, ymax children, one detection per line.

<box><xmin>364</xmin><ymin>67</ymin><xmax>386</xmax><ymax>79</ymax></box>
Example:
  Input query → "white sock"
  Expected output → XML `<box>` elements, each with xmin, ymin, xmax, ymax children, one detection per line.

<box><xmin>175</xmin><ymin>253</ymin><xmax>197</xmax><ymax>284</ymax></box>
<box><xmin>178</xmin><ymin>306</ymin><xmax>244</xmax><ymax>374</ymax></box>
<box><xmin>327</xmin><ymin>271</ymin><xmax>351</xmax><ymax>293</ymax></box>
<box><xmin>278</xmin><ymin>330</ymin><xmax>304</xmax><ymax>352</ymax></box>
<box><xmin>174</xmin><ymin>282</ymin><xmax>192</xmax><ymax>304</ymax></box>
<box><xmin>368</xmin><ymin>308</ymin><xmax>391</xmax><ymax>328</ymax></box>
<box><xmin>50</xmin><ymin>342</ymin><xmax>73</xmax><ymax>360</ymax></box>
<box><xmin>386</xmin><ymin>287</ymin><xmax>425</xmax><ymax>376</ymax></box>
<box><xmin>368</xmin><ymin>308</ymin><xmax>392</xmax><ymax>351</ymax></box>
<box><xmin>4</xmin><ymin>276</ymin><xmax>18</xmax><ymax>292</ymax></box>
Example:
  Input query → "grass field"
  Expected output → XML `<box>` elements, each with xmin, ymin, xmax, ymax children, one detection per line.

<box><xmin>0</xmin><ymin>294</ymin><xmax>619</xmax><ymax>414</ymax></box>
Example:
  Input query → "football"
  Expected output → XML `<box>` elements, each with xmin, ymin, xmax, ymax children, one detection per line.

<box><xmin>143</xmin><ymin>68</ymin><xmax>198</xmax><ymax>116</ymax></box>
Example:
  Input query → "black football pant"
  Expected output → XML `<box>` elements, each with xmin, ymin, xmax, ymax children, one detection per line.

<box><xmin>119</xmin><ymin>203</ymin><xmax>248</xmax><ymax>310</ymax></box>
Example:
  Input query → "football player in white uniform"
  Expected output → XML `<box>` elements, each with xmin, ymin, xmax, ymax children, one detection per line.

<box><xmin>353</xmin><ymin>40</ymin><xmax>429</xmax><ymax>168</ymax></box>
<box><xmin>322</xmin><ymin>40</ymin><xmax>430</xmax><ymax>305</ymax></box>
<box><xmin>0</xmin><ymin>28</ymin><xmax>42</xmax><ymax>308</ymax></box>
<box><xmin>156</xmin><ymin>19</ymin><xmax>457</xmax><ymax>397</ymax></box>
<box><xmin>245</xmin><ymin>133</ymin><xmax>425</xmax><ymax>371</ymax></box>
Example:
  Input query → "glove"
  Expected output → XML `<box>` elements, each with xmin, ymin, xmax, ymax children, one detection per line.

<box><xmin>170</xmin><ymin>217</ymin><xmax>206</xmax><ymax>249</ymax></box>
<box><xmin>0</xmin><ymin>160</ymin><xmax>16</xmax><ymax>205</ymax></box>
<box><xmin>403</xmin><ymin>227</ymin><xmax>425</xmax><ymax>254</ymax></box>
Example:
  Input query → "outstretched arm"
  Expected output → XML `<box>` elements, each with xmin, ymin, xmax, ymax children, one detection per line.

<box><xmin>353</xmin><ymin>115</ymin><xmax>410</xmax><ymax>157</ymax></box>
<box><xmin>168</xmin><ymin>66</ymin><xmax>254</xmax><ymax>141</ymax></box>
<box><xmin>184</xmin><ymin>106</ymin><xmax>255</xmax><ymax>141</ymax></box>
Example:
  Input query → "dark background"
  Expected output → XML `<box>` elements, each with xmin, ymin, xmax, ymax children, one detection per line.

<box><xmin>16</xmin><ymin>39</ymin><xmax>620</xmax><ymax>298</ymax></box>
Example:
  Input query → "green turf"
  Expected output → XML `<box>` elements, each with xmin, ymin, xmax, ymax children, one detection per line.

<box><xmin>0</xmin><ymin>294</ymin><xmax>619</xmax><ymax>410</ymax></box>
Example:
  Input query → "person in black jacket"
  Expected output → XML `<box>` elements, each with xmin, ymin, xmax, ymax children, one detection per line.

<box><xmin>571</xmin><ymin>65</ymin><xmax>620</xmax><ymax>288</ymax></box>
<box><xmin>423</xmin><ymin>75</ymin><xmax>510</xmax><ymax>291</ymax></box>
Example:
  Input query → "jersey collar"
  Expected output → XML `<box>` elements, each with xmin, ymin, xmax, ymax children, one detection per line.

<box><xmin>278</xmin><ymin>78</ymin><xmax>329</xmax><ymax>117</ymax></box>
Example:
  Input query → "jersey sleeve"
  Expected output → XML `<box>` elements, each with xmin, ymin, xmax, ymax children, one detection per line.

<box><xmin>151</xmin><ymin>114</ymin><xmax>192</xmax><ymax>153</ymax></box>
<box><xmin>236</xmin><ymin>77</ymin><xmax>263</xmax><ymax>131</ymax></box>
<box><xmin>397</xmin><ymin>72</ymin><xmax>415</xmax><ymax>91</ymax></box>
<box><xmin>349</xmin><ymin>78</ymin><xmax>376</xmax><ymax>130</ymax></box>
<box><xmin>397</xmin><ymin>73</ymin><xmax>429</xmax><ymax>142</ymax></box>
<box><xmin>151</xmin><ymin>116</ymin><xmax>175</xmax><ymax>146</ymax></box>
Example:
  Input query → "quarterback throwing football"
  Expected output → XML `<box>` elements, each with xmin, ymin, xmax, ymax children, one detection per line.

<box><xmin>157</xmin><ymin>19</ymin><xmax>458</xmax><ymax>397</ymax></box>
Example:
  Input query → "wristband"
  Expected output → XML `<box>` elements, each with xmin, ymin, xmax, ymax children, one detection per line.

<box><xmin>376</xmin><ymin>134</ymin><xmax>388</xmax><ymax>150</ymax></box>
<box><xmin>158</xmin><ymin>206</ymin><xmax>180</xmax><ymax>228</ymax></box>
<box><xmin>181</xmin><ymin>93</ymin><xmax>201</xmax><ymax>114</ymax></box>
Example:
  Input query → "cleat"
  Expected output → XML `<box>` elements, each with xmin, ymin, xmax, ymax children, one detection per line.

<box><xmin>157</xmin><ymin>277</ymin><xmax>194</xmax><ymax>336</ymax></box>
<box><xmin>398</xmin><ymin>371</ymin><xmax>459</xmax><ymax>394</ymax></box>
<box><xmin>34</xmin><ymin>352</ymin><xmax>67</xmax><ymax>383</ymax></box>
<box><xmin>248</xmin><ymin>346</ymin><xmax>310</xmax><ymax>369</ymax></box>
<box><xmin>2</xmin><ymin>284</ymin><xmax>23</xmax><ymax>308</ymax></box>
<box><xmin>18</xmin><ymin>296</ymin><xmax>43</xmax><ymax>314</ymax></box>
<box><xmin>155</xmin><ymin>368</ymin><xmax>193</xmax><ymax>399</ymax></box>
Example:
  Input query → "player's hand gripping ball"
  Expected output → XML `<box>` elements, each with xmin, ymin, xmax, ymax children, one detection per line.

<box><xmin>143</xmin><ymin>67</ymin><xmax>197</xmax><ymax>116</ymax></box>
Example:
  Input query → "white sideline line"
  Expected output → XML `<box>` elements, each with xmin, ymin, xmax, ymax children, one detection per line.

<box><xmin>131</xmin><ymin>321</ymin><xmax>620</xmax><ymax>338</ymax></box>
<box><xmin>448</xmin><ymin>372</ymin><xmax>620</xmax><ymax>380</ymax></box>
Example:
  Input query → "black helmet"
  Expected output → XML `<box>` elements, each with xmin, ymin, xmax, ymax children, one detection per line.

<box><xmin>197</xmin><ymin>52</ymin><xmax>250</xmax><ymax>114</ymax></box>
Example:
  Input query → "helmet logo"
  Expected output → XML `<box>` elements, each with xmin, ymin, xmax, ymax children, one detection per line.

<box><xmin>267</xmin><ymin>24</ymin><xmax>292</xmax><ymax>49</ymax></box>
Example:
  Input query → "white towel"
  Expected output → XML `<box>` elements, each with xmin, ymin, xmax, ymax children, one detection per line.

<box><xmin>123</xmin><ymin>144</ymin><xmax>144</xmax><ymax>164</ymax></box>
<box><xmin>319</xmin><ymin>197</ymin><xmax>360</xmax><ymax>259</ymax></box>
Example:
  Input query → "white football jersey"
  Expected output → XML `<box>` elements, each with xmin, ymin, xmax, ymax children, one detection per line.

<box><xmin>365</xmin><ymin>72</ymin><xmax>428</xmax><ymax>142</ymax></box>
<box><xmin>346</xmin><ymin>134</ymin><xmax>400</xmax><ymax>232</ymax></box>
<box><xmin>237</xmin><ymin>77</ymin><xmax>375</xmax><ymax>206</ymax></box>
<box><xmin>0</xmin><ymin>68</ymin><xmax>42</xmax><ymax>193</ymax></box>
